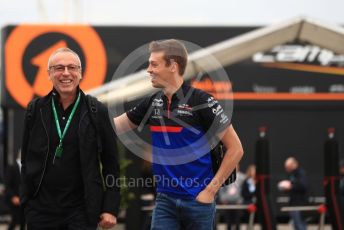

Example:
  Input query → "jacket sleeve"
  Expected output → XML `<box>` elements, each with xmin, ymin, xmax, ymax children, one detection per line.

<box><xmin>98</xmin><ymin>103</ymin><xmax>121</xmax><ymax>216</ymax></box>
<box><xmin>20</xmin><ymin>105</ymin><xmax>31</xmax><ymax>205</ymax></box>
<box><xmin>291</xmin><ymin>169</ymin><xmax>308</xmax><ymax>193</ymax></box>
<box><xmin>4</xmin><ymin>166</ymin><xmax>17</xmax><ymax>201</ymax></box>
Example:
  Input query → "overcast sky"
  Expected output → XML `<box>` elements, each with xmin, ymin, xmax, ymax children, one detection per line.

<box><xmin>0</xmin><ymin>0</ymin><xmax>343</xmax><ymax>114</ymax></box>
<box><xmin>0</xmin><ymin>0</ymin><xmax>344</xmax><ymax>27</ymax></box>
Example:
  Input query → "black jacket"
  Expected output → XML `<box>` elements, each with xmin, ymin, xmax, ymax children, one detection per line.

<box><xmin>288</xmin><ymin>167</ymin><xmax>308</xmax><ymax>206</ymax></box>
<box><xmin>241</xmin><ymin>178</ymin><xmax>256</xmax><ymax>204</ymax></box>
<box><xmin>20</xmin><ymin>90</ymin><xmax>120</xmax><ymax>224</ymax></box>
<box><xmin>5</xmin><ymin>163</ymin><xmax>21</xmax><ymax>207</ymax></box>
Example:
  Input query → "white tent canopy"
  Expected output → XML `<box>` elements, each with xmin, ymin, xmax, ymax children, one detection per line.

<box><xmin>87</xmin><ymin>17</ymin><xmax>344</xmax><ymax>104</ymax></box>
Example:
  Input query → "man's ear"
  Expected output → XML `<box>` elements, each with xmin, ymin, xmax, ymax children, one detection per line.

<box><xmin>48</xmin><ymin>70</ymin><xmax>52</xmax><ymax>81</ymax></box>
<box><xmin>170</xmin><ymin>62</ymin><xmax>177</xmax><ymax>73</ymax></box>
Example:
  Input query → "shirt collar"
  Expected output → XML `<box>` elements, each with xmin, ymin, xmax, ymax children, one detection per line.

<box><xmin>163</xmin><ymin>82</ymin><xmax>190</xmax><ymax>101</ymax></box>
<box><xmin>52</xmin><ymin>87</ymin><xmax>80</xmax><ymax>103</ymax></box>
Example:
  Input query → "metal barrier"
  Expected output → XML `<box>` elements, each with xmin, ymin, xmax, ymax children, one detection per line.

<box><xmin>280</xmin><ymin>204</ymin><xmax>327</xmax><ymax>230</ymax></box>
<box><xmin>141</xmin><ymin>203</ymin><xmax>257</xmax><ymax>230</ymax></box>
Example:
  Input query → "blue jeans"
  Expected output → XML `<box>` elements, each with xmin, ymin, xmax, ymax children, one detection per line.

<box><xmin>151</xmin><ymin>193</ymin><xmax>216</xmax><ymax>230</ymax></box>
<box><xmin>290</xmin><ymin>211</ymin><xmax>306</xmax><ymax>230</ymax></box>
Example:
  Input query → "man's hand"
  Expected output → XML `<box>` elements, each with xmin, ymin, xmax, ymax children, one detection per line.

<box><xmin>11</xmin><ymin>196</ymin><xmax>20</xmax><ymax>206</ymax></box>
<box><xmin>278</xmin><ymin>180</ymin><xmax>292</xmax><ymax>191</ymax></box>
<box><xmin>195</xmin><ymin>188</ymin><xmax>215</xmax><ymax>204</ymax></box>
<box><xmin>98</xmin><ymin>212</ymin><xmax>117</xmax><ymax>229</ymax></box>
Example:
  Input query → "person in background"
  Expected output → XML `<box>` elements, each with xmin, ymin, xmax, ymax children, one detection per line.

<box><xmin>339</xmin><ymin>159</ymin><xmax>344</xmax><ymax>220</ymax></box>
<box><xmin>278</xmin><ymin>157</ymin><xmax>308</xmax><ymax>230</ymax></box>
<box><xmin>241</xmin><ymin>164</ymin><xmax>256</xmax><ymax>223</ymax></box>
<box><xmin>218</xmin><ymin>165</ymin><xmax>245</xmax><ymax>230</ymax></box>
<box><xmin>241</xmin><ymin>164</ymin><xmax>256</xmax><ymax>205</ymax></box>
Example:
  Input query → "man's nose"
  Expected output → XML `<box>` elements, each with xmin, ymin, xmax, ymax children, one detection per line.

<box><xmin>63</xmin><ymin>67</ymin><xmax>70</xmax><ymax>74</ymax></box>
<box><xmin>147</xmin><ymin>65</ymin><xmax>152</xmax><ymax>73</ymax></box>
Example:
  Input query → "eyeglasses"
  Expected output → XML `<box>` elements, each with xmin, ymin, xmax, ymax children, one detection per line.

<box><xmin>49</xmin><ymin>64</ymin><xmax>81</xmax><ymax>73</ymax></box>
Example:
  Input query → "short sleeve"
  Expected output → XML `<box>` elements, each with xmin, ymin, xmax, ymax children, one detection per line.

<box><xmin>197</xmin><ymin>91</ymin><xmax>231</xmax><ymax>135</ymax></box>
<box><xmin>126</xmin><ymin>96</ymin><xmax>151</xmax><ymax>126</ymax></box>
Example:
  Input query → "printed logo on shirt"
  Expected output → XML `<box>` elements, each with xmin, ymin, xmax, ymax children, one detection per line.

<box><xmin>176</xmin><ymin>109</ymin><xmax>193</xmax><ymax>116</ymax></box>
<box><xmin>212</xmin><ymin>104</ymin><xmax>224</xmax><ymax>116</ymax></box>
<box><xmin>152</xmin><ymin>98</ymin><xmax>163</xmax><ymax>107</ymax></box>
<box><xmin>220</xmin><ymin>113</ymin><xmax>229</xmax><ymax>124</ymax></box>
<box><xmin>177</xmin><ymin>104</ymin><xmax>193</xmax><ymax>116</ymax></box>
<box><xmin>152</xmin><ymin>108</ymin><xmax>163</xmax><ymax>119</ymax></box>
<box><xmin>207</xmin><ymin>96</ymin><xmax>218</xmax><ymax>108</ymax></box>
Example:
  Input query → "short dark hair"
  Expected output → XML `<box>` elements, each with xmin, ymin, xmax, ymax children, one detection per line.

<box><xmin>149</xmin><ymin>39</ymin><xmax>188</xmax><ymax>75</ymax></box>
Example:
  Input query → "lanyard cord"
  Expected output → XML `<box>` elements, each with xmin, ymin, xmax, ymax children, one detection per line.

<box><xmin>51</xmin><ymin>92</ymin><xmax>81</xmax><ymax>161</ymax></box>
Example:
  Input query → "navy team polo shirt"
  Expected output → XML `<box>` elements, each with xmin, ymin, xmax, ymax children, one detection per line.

<box><xmin>127</xmin><ymin>83</ymin><xmax>230</xmax><ymax>199</ymax></box>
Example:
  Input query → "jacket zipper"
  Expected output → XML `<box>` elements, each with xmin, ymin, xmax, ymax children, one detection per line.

<box><xmin>33</xmin><ymin>109</ymin><xmax>50</xmax><ymax>197</ymax></box>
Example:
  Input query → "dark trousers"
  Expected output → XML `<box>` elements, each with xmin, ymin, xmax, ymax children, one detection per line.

<box><xmin>225</xmin><ymin>209</ymin><xmax>241</xmax><ymax>230</ymax></box>
<box><xmin>26</xmin><ymin>207</ymin><xmax>96</xmax><ymax>230</ymax></box>
<box><xmin>8</xmin><ymin>206</ymin><xmax>25</xmax><ymax>230</ymax></box>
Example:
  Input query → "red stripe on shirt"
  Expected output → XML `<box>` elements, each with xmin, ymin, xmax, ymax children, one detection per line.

<box><xmin>150</xmin><ymin>126</ymin><xmax>183</xmax><ymax>133</ymax></box>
